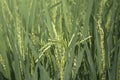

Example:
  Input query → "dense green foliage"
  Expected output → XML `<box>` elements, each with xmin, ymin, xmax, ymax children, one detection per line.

<box><xmin>0</xmin><ymin>0</ymin><xmax>120</xmax><ymax>80</ymax></box>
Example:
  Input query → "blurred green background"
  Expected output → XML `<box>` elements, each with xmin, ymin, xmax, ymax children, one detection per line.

<box><xmin>0</xmin><ymin>0</ymin><xmax>120</xmax><ymax>80</ymax></box>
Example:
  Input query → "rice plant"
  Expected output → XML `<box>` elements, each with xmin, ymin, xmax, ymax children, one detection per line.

<box><xmin>0</xmin><ymin>0</ymin><xmax>120</xmax><ymax>80</ymax></box>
